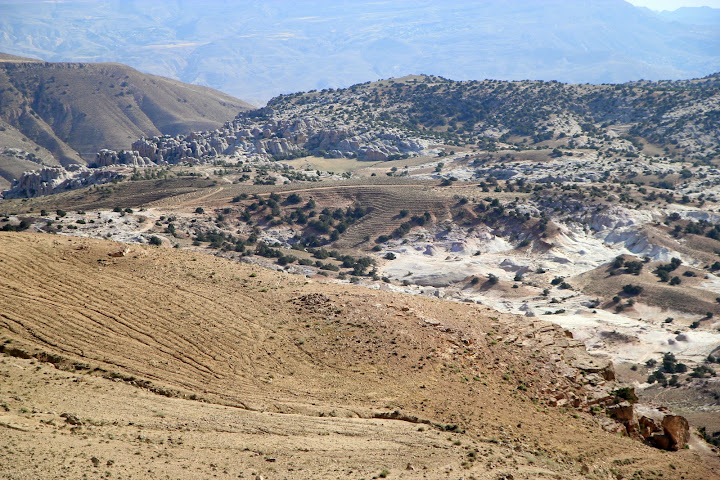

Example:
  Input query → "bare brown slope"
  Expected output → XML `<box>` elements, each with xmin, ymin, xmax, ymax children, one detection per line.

<box><xmin>0</xmin><ymin>56</ymin><xmax>253</xmax><ymax>170</ymax></box>
<box><xmin>0</xmin><ymin>232</ymin><xmax>718</xmax><ymax>479</ymax></box>
<box><xmin>0</xmin><ymin>118</ymin><xmax>59</xmax><ymax>188</ymax></box>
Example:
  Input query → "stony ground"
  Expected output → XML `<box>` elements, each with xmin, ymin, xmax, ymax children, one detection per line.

<box><xmin>2</xmin><ymin>232</ymin><xmax>719</xmax><ymax>479</ymax></box>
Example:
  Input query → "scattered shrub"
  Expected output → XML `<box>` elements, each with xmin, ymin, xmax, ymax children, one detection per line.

<box><xmin>622</xmin><ymin>284</ymin><xmax>643</xmax><ymax>296</ymax></box>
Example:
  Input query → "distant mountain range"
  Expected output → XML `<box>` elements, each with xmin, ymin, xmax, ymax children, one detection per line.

<box><xmin>0</xmin><ymin>54</ymin><xmax>250</xmax><ymax>188</ymax></box>
<box><xmin>658</xmin><ymin>5</ymin><xmax>720</xmax><ymax>25</ymax></box>
<box><xmin>0</xmin><ymin>0</ymin><xmax>718</xmax><ymax>104</ymax></box>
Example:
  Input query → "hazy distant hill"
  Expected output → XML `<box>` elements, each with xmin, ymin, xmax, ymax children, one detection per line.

<box><xmin>0</xmin><ymin>54</ymin><xmax>251</xmax><ymax>187</ymax></box>
<box><xmin>658</xmin><ymin>6</ymin><xmax>720</xmax><ymax>25</ymax></box>
<box><xmin>0</xmin><ymin>0</ymin><xmax>718</xmax><ymax>103</ymax></box>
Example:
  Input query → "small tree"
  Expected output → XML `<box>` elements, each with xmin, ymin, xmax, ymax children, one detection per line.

<box><xmin>624</xmin><ymin>261</ymin><xmax>643</xmax><ymax>275</ymax></box>
<box><xmin>286</xmin><ymin>193</ymin><xmax>302</xmax><ymax>204</ymax></box>
<box><xmin>612</xmin><ymin>256</ymin><xmax>625</xmax><ymax>269</ymax></box>
<box><xmin>622</xmin><ymin>284</ymin><xmax>643</xmax><ymax>295</ymax></box>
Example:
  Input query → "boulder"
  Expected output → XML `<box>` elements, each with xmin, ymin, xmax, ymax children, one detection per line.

<box><xmin>662</xmin><ymin>415</ymin><xmax>690</xmax><ymax>451</ymax></box>
<box><xmin>650</xmin><ymin>433</ymin><xmax>672</xmax><ymax>451</ymax></box>
<box><xmin>639</xmin><ymin>415</ymin><xmax>662</xmax><ymax>440</ymax></box>
<box><xmin>363</xmin><ymin>148</ymin><xmax>388</xmax><ymax>161</ymax></box>
<box><xmin>608</xmin><ymin>402</ymin><xmax>634</xmax><ymax>423</ymax></box>
<box><xmin>571</xmin><ymin>357</ymin><xmax>615</xmax><ymax>381</ymax></box>
<box><xmin>607</xmin><ymin>402</ymin><xmax>640</xmax><ymax>439</ymax></box>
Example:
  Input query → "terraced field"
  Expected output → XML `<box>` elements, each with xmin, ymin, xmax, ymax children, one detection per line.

<box><xmin>2</xmin><ymin>232</ymin><xmax>719</xmax><ymax>479</ymax></box>
<box><xmin>332</xmin><ymin>186</ymin><xmax>447</xmax><ymax>248</ymax></box>
<box><xmin>145</xmin><ymin>179</ymin><xmax>453</xmax><ymax>249</ymax></box>
<box><xmin>0</xmin><ymin>176</ymin><xmax>217</xmax><ymax>215</ymax></box>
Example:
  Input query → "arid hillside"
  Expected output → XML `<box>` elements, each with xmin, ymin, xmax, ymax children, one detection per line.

<box><xmin>1</xmin><ymin>231</ymin><xmax>718</xmax><ymax>479</ymax></box>
<box><xmin>0</xmin><ymin>54</ymin><xmax>251</xmax><ymax>187</ymax></box>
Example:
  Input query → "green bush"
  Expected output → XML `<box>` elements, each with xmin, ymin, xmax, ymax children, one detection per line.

<box><xmin>622</xmin><ymin>284</ymin><xmax>643</xmax><ymax>295</ymax></box>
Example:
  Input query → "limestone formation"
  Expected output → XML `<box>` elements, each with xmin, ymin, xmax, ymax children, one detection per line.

<box><xmin>490</xmin><ymin>317</ymin><xmax>695</xmax><ymax>451</ymax></box>
<box><xmin>604</xmin><ymin>401</ymin><xmax>692</xmax><ymax>451</ymax></box>
<box><xmin>2</xmin><ymin>165</ymin><xmax>125</xmax><ymax>199</ymax></box>
<box><xmin>95</xmin><ymin>149</ymin><xmax>154</xmax><ymax>168</ymax></box>
<box><xmin>87</xmin><ymin>105</ymin><xmax>430</xmax><ymax>168</ymax></box>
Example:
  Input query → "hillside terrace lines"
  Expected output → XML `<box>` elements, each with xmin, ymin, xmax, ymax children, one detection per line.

<box><xmin>146</xmin><ymin>185</ymin><xmax>225</xmax><ymax>209</ymax></box>
<box><xmin>156</xmin><ymin>177</ymin><xmax>440</xmax><ymax>203</ymax></box>
<box><xmin>336</xmin><ymin>189</ymin><xmax>446</xmax><ymax>248</ymax></box>
<box><xmin>0</xmin><ymin>267</ymin><xmax>225</xmax><ymax>385</ymax></box>
<box><xmin>0</xmin><ymin>355</ymin><xmax>468</xmax><ymax>480</ymax></box>
<box><xmin>138</xmin><ymin>180</ymin><xmax>450</xmax><ymax>251</ymax></box>
<box><xmin>0</xmin><ymin>233</ymin><xmax>552</xmax><ymax>400</ymax></box>
<box><xmin>0</xmin><ymin>239</ymin><xmax>331</xmax><ymax>400</ymax></box>
<box><xmin>0</xmin><ymin>176</ymin><xmax>436</xmax><ymax>216</ymax></box>
<box><xmin>240</xmin><ymin>183</ymin><xmax>448</xmax><ymax>246</ymax></box>
<box><xmin>0</xmin><ymin>236</ymin><xmax>281</xmax><ymax>393</ymax></box>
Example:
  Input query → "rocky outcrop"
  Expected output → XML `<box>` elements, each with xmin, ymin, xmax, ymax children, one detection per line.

<box><xmin>2</xmin><ymin>165</ymin><xmax>125</xmax><ymax>198</ymax></box>
<box><xmin>610</xmin><ymin>404</ymin><xmax>692</xmax><ymax>451</ymax></box>
<box><xmin>639</xmin><ymin>415</ymin><xmax>663</xmax><ymax>440</ymax></box>
<box><xmin>492</xmin><ymin>318</ymin><xmax>692</xmax><ymax>452</ymax></box>
<box><xmin>660</xmin><ymin>415</ymin><xmax>690</xmax><ymax>451</ymax></box>
<box><xmin>608</xmin><ymin>402</ymin><xmax>638</xmax><ymax>433</ymax></box>
<box><xmin>95</xmin><ymin>149</ymin><xmax>155</xmax><ymax>168</ymax></box>
<box><xmin>90</xmin><ymin>108</ymin><xmax>430</xmax><ymax>167</ymax></box>
<box><xmin>129</xmin><ymin>131</ymin><xmax>232</xmax><ymax>165</ymax></box>
<box><xmin>600</xmin><ymin>396</ymin><xmax>690</xmax><ymax>451</ymax></box>
<box><xmin>494</xmin><ymin>319</ymin><xmax>617</xmax><ymax>410</ymax></box>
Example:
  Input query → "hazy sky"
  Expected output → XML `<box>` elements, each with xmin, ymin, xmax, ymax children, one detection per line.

<box><xmin>627</xmin><ymin>0</ymin><xmax>720</xmax><ymax>10</ymax></box>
